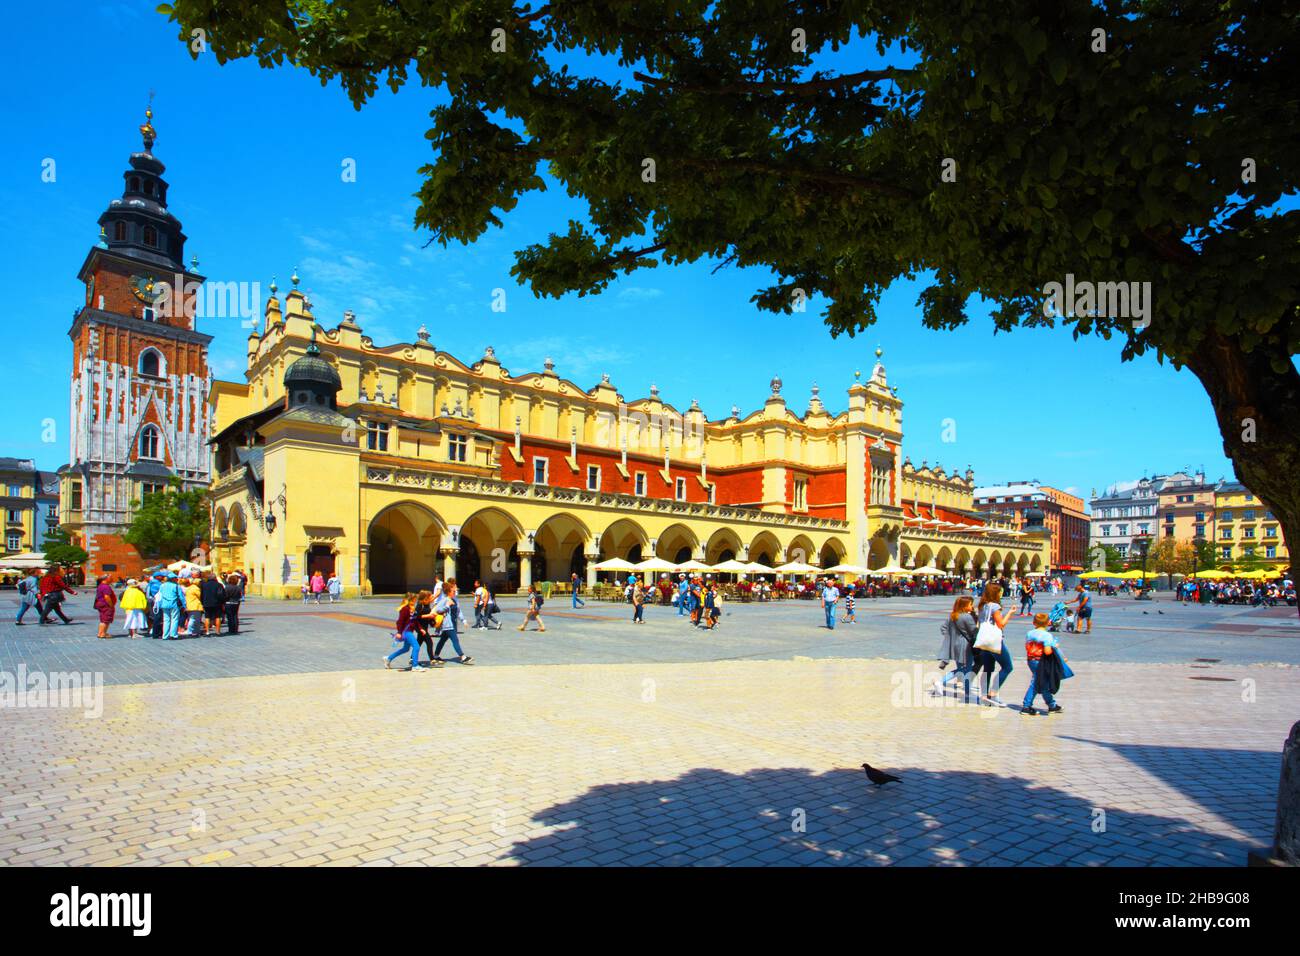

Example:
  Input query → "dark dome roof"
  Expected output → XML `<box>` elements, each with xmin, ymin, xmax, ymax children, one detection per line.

<box><xmin>284</xmin><ymin>351</ymin><xmax>341</xmax><ymax>391</ymax></box>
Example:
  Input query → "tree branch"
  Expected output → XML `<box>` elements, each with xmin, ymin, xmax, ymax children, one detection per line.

<box><xmin>678</xmin><ymin>157</ymin><xmax>916</xmax><ymax>200</ymax></box>
<box><xmin>633</xmin><ymin>67</ymin><xmax>913</xmax><ymax>97</ymax></box>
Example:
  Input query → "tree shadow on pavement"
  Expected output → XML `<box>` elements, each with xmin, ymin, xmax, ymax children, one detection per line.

<box><xmin>507</xmin><ymin>764</ymin><xmax>1267</xmax><ymax>866</ymax></box>
<box><xmin>1057</xmin><ymin>736</ymin><xmax>1280</xmax><ymax>841</ymax></box>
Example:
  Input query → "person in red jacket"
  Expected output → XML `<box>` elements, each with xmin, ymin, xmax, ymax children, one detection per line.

<box><xmin>37</xmin><ymin>567</ymin><xmax>78</xmax><ymax>625</ymax></box>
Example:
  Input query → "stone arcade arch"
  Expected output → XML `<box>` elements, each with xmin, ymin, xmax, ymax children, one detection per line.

<box><xmin>368</xmin><ymin>501</ymin><xmax>446</xmax><ymax>594</ymax></box>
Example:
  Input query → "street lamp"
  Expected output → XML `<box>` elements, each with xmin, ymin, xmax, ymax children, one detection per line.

<box><xmin>1192</xmin><ymin>533</ymin><xmax>1205</xmax><ymax>604</ymax></box>
<box><xmin>1134</xmin><ymin>532</ymin><xmax>1152</xmax><ymax>599</ymax></box>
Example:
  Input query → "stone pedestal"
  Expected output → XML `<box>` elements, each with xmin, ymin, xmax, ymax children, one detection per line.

<box><xmin>1264</xmin><ymin>720</ymin><xmax>1300</xmax><ymax>865</ymax></box>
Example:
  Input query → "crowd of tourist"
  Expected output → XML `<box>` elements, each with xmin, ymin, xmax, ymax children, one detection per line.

<box><xmin>12</xmin><ymin>566</ymin><xmax>248</xmax><ymax>639</ymax></box>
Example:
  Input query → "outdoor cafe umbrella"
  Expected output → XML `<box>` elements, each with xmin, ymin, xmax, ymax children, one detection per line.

<box><xmin>676</xmin><ymin>559</ymin><xmax>714</xmax><ymax>573</ymax></box>
<box><xmin>1078</xmin><ymin>569</ymin><xmax>1120</xmax><ymax>579</ymax></box>
<box><xmin>1193</xmin><ymin>569</ymin><xmax>1232</xmax><ymax>580</ymax></box>
<box><xmin>910</xmin><ymin>564</ymin><xmax>946</xmax><ymax>576</ymax></box>
<box><xmin>876</xmin><ymin>563</ymin><xmax>911</xmax><ymax>576</ymax></box>
<box><xmin>710</xmin><ymin>558</ymin><xmax>753</xmax><ymax>575</ymax></box>
<box><xmin>824</xmin><ymin>563</ymin><xmax>870</xmax><ymax>576</ymax></box>
<box><xmin>773</xmin><ymin>561</ymin><xmax>820</xmax><ymax>574</ymax></box>
<box><xmin>633</xmin><ymin>557</ymin><xmax>679</xmax><ymax>574</ymax></box>
<box><xmin>592</xmin><ymin>557</ymin><xmax>637</xmax><ymax>572</ymax></box>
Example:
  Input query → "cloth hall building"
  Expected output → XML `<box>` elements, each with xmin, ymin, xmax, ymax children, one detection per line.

<box><xmin>208</xmin><ymin>292</ymin><xmax>1048</xmax><ymax>597</ymax></box>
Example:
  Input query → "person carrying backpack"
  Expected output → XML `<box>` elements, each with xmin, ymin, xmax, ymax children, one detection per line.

<box><xmin>15</xmin><ymin>571</ymin><xmax>41</xmax><ymax>624</ymax></box>
<box><xmin>518</xmin><ymin>584</ymin><xmax>546</xmax><ymax>632</ymax></box>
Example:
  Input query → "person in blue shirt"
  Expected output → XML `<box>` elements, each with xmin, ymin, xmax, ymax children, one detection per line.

<box><xmin>677</xmin><ymin>575</ymin><xmax>689</xmax><ymax>616</ymax></box>
<box><xmin>155</xmin><ymin>572</ymin><xmax>184</xmax><ymax>640</ymax></box>
<box><xmin>821</xmin><ymin>579</ymin><xmax>840</xmax><ymax>629</ymax></box>
<box><xmin>1021</xmin><ymin>612</ymin><xmax>1065</xmax><ymax>716</ymax></box>
<box><xmin>146</xmin><ymin>572</ymin><xmax>165</xmax><ymax>638</ymax></box>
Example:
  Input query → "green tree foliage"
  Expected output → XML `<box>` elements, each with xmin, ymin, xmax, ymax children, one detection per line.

<box><xmin>156</xmin><ymin>1</ymin><xmax>1300</xmax><ymax>609</ymax></box>
<box><xmin>122</xmin><ymin>478</ymin><xmax>208</xmax><ymax>561</ymax></box>
<box><xmin>41</xmin><ymin>525</ymin><xmax>89</xmax><ymax>568</ymax></box>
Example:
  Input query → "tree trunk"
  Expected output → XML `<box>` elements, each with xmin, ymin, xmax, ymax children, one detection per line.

<box><xmin>1184</xmin><ymin>330</ymin><xmax>1300</xmax><ymax>618</ymax></box>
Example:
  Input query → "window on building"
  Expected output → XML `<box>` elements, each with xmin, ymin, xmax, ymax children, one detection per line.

<box><xmin>533</xmin><ymin>457</ymin><xmax>549</xmax><ymax>485</ymax></box>
<box><xmin>1244</xmin><ymin>546</ymin><xmax>1256</xmax><ymax>557</ymax></box>
<box><xmin>365</xmin><ymin>421</ymin><xmax>389</xmax><ymax>452</ymax></box>
<box><xmin>1264</xmin><ymin>525</ymin><xmax>1277</xmax><ymax>538</ymax></box>
<box><xmin>5</xmin><ymin>509</ymin><xmax>20</xmax><ymax>523</ymax></box>
<box><xmin>1266</xmin><ymin>545</ymin><xmax>1277</xmax><ymax>558</ymax></box>
<box><xmin>129</xmin><ymin>176</ymin><xmax>141</xmax><ymax>192</ymax></box>
<box><xmin>1265</xmin><ymin>510</ymin><xmax>1274</xmax><ymax>520</ymax></box>
<box><xmin>1116</xmin><ymin>544</ymin><xmax>1129</xmax><ymax>558</ymax></box>
<box><xmin>6</xmin><ymin>483</ymin><xmax>20</xmax><ymax>497</ymax></box>
<box><xmin>1244</xmin><ymin>527</ymin><xmax>1255</xmax><ymax>539</ymax></box>
<box><xmin>1220</xmin><ymin>546</ymin><xmax>1232</xmax><ymax>560</ymax></box>
<box><xmin>70</xmin><ymin>482</ymin><xmax>82</xmax><ymax>511</ymax></box>
<box><xmin>674</xmin><ymin>477</ymin><xmax>687</xmax><ymax>501</ymax></box>
<box><xmin>1194</xmin><ymin>524</ymin><xmax>1205</xmax><ymax>537</ymax></box>
<box><xmin>1101</xmin><ymin>525</ymin><xmax>1110</xmax><ymax>537</ymax></box>
<box><xmin>708</xmin><ymin>484</ymin><xmax>716</xmax><ymax>505</ymax></box>
<box><xmin>139</xmin><ymin>349</ymin><xmax>162</xmax><ymax>377</ymax></box>
<box><xmin>143</xmin><ymin>225</ymin><xmax>157</xmax><ymax>247</ymax></box>
<box><xmin>1221</xmin><ymin>510</ymin><xmax>1233</xmax><ymax>521</ymax></box>
<box><xmin>585</xmin><ymin>465</ymin><xmax>601</xmax><ymax>491</ymax></box>
<box><xmin>1221</xmin><ymin>527</ymin><xmax>1233</xmax><ymax>539</ymax></box>
<box><xmin>1164</xmin><ymin>527</ymin><xmax>1174</xmax><ymax>537</ymax></box>
<box><xmin>5</xmin><ymin>532</ymin><xmax>19</xmax><ymax>551</ymax></box>
<box><xmin>1117</xmin><ymin>524</ymin><xmax>1128</xmax><ymax>537</ymax></box>
<box><xmin>114</xmin><ymin>221</ymin><xmax>126</xmax><ymax>241</ymax></box>
<box><xmin>140</xmin><ymin>482</ymin><xmax>165</xmax><ymax>501</ymax></box>
<box><xmin>141</xmin><ymin>306</ymin><xmax>155</xmax><ymax>322</ymax></box>
<box><xmin>1138</xmin><ymin>523</ymin><xmax>1149</xmax><ymax>535</ymax></box>
<box><xmin>447</xmin><ymin>434</ymin><xmax>468</xmax><ymax>463</ymax></box>
<box><xmin>1195</xmin><ymin>511</ymin><xmax>1205</xmax><ymax>522</ymax></box>
<box><xmin>793</xmin><ymin>478</ymin><xmax>808</xmax><ymax>511</ymax></box>
<box><xmin>139</xmin><ymin>425</ymin><xmax>161</xmax><ymax>460</ymax></box>
<box><xmin>634</xmin><ymin>472</ymin><xmax>646</xmax><ymax>496</ymax></box>
<box><xmin>1245</xmin><ymin>493</ymin><xmax>1254</xmax><ymax>501</ymax></box>
<box><xmin>1243</xmin><ymin>510</ymin><xmax>1256</xmax><ymax>521</ymax></box>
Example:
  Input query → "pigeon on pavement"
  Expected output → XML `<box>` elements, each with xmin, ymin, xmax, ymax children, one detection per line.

<box><xmin>862</xmin><ymin>763</ymin><xmax>901</xmax><ymax>787</ymax></box>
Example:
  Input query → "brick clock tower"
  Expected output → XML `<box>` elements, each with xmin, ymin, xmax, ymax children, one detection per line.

<box><xmin>58</xmin><ymin>108</ymin><xmax>212</xmax><ymax>577</ymax></box>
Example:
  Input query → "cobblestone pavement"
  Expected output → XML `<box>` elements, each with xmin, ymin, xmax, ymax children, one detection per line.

<box><xmin>2</xmin><ymin>592</ymin><xmax>1296</xmax><ymax>688</ymax></box>
<box><xmin>1</xmin><ymin>649</ymin><xmax>1292</xmax><ymax>866</ymax></box>
<box><xmin>1</xmin><ymin>591</ymin><xmax>1294</xmax><ymax>866</ymax></box>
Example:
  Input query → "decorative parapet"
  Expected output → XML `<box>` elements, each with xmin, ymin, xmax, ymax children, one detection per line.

<box><xmin>363</xmin><ymin>467</ymin><xmax>849</xmax><ymax>532</ymax></box>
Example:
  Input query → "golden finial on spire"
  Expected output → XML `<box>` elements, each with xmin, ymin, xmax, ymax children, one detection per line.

<box><xmin>139</xmin><ymin>92</ymin><xmax>157</xmax><ymax>152</ymax></box>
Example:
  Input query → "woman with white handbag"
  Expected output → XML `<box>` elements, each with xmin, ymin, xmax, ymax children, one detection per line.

<box><xmin>973</xmin><ymin>583</ymin><xmax>1019</xmax><ymax>706</ymax></box>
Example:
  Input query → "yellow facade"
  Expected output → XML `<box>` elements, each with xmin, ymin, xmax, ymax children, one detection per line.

<box><xmin>1214</xmin><ymin>485</ymin><xmax>1290</xmax><ymax>570</ymax></box>
<box><xmin>207</xmin><ymin>291</ymin><xmax>1048</xmax><ymax>596</ymax></box>
<box><xmin>1</xmin><ymin>462</ymin><xmax>40</xmax><ymax>554</ymax></box>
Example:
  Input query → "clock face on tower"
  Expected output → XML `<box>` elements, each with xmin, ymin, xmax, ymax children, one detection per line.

<box><xmin>129</xmin><ymin>273</ymin><xmax>160</xmax><ymax>304</ymax></box>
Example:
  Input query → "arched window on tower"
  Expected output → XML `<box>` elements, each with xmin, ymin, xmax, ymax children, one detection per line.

<box><xmin>139</xmin><ymin>349</ymin><xmax>163</xmax><ymax>378</ymax></box>
<box><xmin>143</xmin><ymin>225</ymin><xmax>157</xmax><ymax>247</ymax></box>
<box><xmin>139</xmin><ymin>425</ymin><xmax>161</xmax><ymax>461</ymax></box>
<box><xmin>129</xmin><ymin>176</ymin><xmax>141</xmax><ymax>193</ymax></box>
<box><xmin>114</xmin><ymin>221</ymin><xmax>126</xmax><ymax>242</ymax></box>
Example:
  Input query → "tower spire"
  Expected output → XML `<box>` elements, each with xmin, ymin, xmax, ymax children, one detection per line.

<box><xmin>140</xmin><ymin>93</ymin><xmax>156</xmax><ymax>152</ymax></box>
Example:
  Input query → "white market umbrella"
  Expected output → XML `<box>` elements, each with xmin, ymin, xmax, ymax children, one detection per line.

<box><xmin>633</xmin><ymin>557</ymin><xmax>679</xmax><ymax>573</ymax></box>
<box><xmin>743</xmin><ymin>562</ymin><xmax>774</xmax><ymax>575</ymax></box>
<box><xmin>710</xmin><ymin>558</ymin><xmax>752</xmax><ymax>574</ymax></box>
<box><xmin>774</xmin><ymin>561</ymin><xmax>820</xmax><ymax>574</ymax></box>
<box><xmin>878</xmin><ymin>564</ymin><xmax>912</xmax><ymax>576</ymax></box>
<box><xmin>910</xmin><ymin>565</ymin><xmax>946</xmax><ymax>576</ymax></box>
<box><xmin>824</xmin><ymin>563</ymin><xmax>870</xmax><ymax>575</ymax></box>
<box><xmin>593</xmin><ymin>557</ymin><xmax>637</xmax><ymax>572</ymax></box>
<box><xmin>675</xmin><ymin>559</ymin><xmax>714</xmax><ymax>573</ymax></box>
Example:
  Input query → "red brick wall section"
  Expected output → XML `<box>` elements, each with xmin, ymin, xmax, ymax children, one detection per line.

<box><xmin>712</xmin><ymin>467</ymin><xmax>765</xmax><ymax>506</ymax></box>
<box><xmin>85</xmin><ymin>532</ymin><xmax>145</xmax><ymax>581</ymax></box>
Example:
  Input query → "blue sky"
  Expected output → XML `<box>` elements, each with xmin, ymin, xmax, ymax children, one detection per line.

<box><xmin>2</xmin><ymin>1</ymin><xmax>1242</xmax><ymax>500</ymax></box>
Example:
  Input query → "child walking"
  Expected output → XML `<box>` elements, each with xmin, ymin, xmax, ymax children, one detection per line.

<box><xmin>842</xmin><ymin>590</ymin><xmax>857</xmax><ymax>623</ymax></box>
<box><xmin>1021</xmin><ymin>611</ymin><xmax>1065</xmax><ymax>716</ymax></box>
